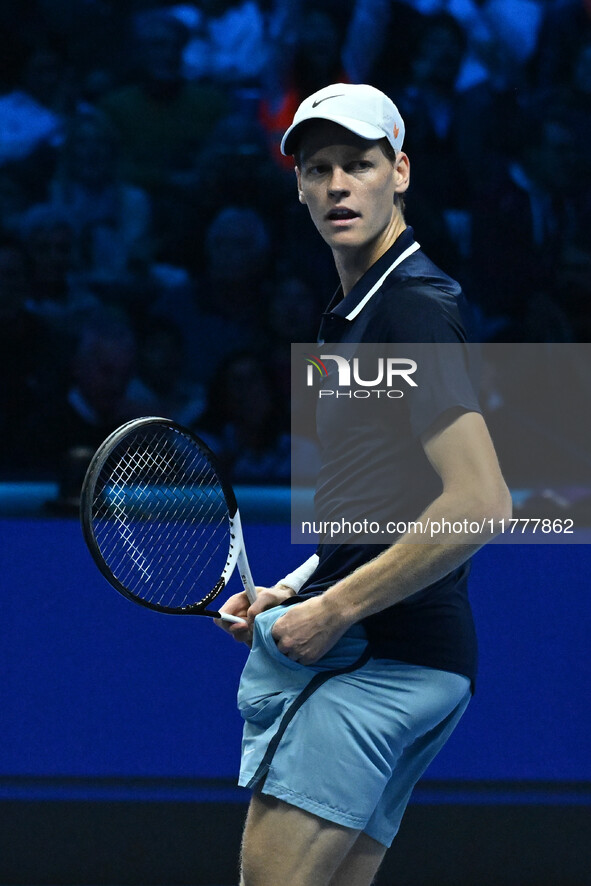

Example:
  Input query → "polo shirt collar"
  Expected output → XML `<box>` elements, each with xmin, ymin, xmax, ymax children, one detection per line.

<box><xmin>323</xmin><ymin>227</ymin><xmax>420</xmax><ymax>322</ymax></box>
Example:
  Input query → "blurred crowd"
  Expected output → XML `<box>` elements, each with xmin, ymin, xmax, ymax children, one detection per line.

<box><xmin>0</xmin><ymin>0</ymin><xmax>590</xmax><ymax>490</ymax></box>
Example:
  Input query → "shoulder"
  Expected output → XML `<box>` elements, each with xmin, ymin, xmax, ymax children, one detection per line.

<box><xmin>395</xmin><ymin>248</ymin><xmax>462</xmax><ymax>299</ymax></box>
<box><xmin>376</xmin><ymin>252</ymin><xmax>467</xmax><ymax>342</ymax></box>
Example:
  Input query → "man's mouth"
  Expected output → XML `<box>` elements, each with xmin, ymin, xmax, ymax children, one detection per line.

<box><xmin>326</xmin><ymin>207</ymin><xmax>359</xmax><ymax>221</ymax></box>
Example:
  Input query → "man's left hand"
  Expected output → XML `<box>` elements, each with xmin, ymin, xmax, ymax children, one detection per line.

<box><xmin>271</xmin><ymin>595</ymin><xmax>350</xmax><ymax>665</ymax></box>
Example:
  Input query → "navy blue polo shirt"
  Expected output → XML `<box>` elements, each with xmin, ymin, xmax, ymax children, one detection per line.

<box><xmin>298</xmin><ymin>227</ymin><xmax>481</xmax><ymax>688</ymax></box>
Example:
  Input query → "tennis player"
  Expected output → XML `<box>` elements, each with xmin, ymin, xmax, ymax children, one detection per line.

<box><xmin>217</xmin><ymin>83</ymin><xmax>511</xmax><ymax>886</ymax></box>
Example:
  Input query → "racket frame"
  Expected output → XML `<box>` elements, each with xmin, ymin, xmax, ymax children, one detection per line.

<box><xmin>80</xmin><ymin>416</ymin><xmax>257</xmax><ymax>620</ymax></box>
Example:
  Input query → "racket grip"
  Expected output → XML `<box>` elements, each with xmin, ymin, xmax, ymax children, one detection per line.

<box><xmin>237</xmin><ymin>546</ymin><xmax>257</xmax><ymax>604</ymax></box>
<box><xmin>220</xmin><ymin>612</ymin><xmax>248</xmax><ymax>626</ymax></box>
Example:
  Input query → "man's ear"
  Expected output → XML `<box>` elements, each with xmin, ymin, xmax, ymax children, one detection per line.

<box><xmin>393</xmin><ymin>152</ymin><xmax>410</xmax><ymax>196</ymax></box>
<box><xmin>295</xmin><ymin>166</ymin><xmax>306</xmax><ymax>204</ymax></box>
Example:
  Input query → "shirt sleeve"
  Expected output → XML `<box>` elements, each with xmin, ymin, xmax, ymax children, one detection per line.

<box><xmin>381</xmin><ymin>282</ymin><xmax>482</xmax><ymax>439</ymax></box>
<box><xmin>408</xmin><ymin>340</ymin><xmax>482</xmax><ymax>439</ymax></box>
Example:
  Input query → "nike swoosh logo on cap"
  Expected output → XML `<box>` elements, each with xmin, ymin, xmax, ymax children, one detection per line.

<box><xmin>312</xmin><ymin>94</ymin><xmax>345</xmax><ymax>108</ymax></box>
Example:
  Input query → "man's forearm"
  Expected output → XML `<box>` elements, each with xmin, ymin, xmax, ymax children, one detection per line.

<box><xmin>321</xmin><ymin>487</ymin><xmax>510</xmax><ymax>629</ymax></box>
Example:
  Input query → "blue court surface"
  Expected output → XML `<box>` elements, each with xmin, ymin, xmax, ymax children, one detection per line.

<box><xmin>2</xmin><ymin>485</ymin><xmax>590</xmax><ymax>884</ymax></box>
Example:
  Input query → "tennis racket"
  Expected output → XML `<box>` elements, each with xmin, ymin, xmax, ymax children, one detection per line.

<box><xmin>80</xmin><ymin>416</ymin><xmax>256</xmax><ymax>624</ymax></box>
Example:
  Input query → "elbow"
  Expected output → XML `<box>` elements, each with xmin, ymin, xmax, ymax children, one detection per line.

<box><xmin>460</xmin><ymin>478</ymin><xmax>512</xmax><ymax>523</ymax></box>
<box><xmin>475</xmin><ymin>481</ymin><xmax>513</xmax><ymax>537</ymax></box>
<box><xmin>490</xmin><ymin>482</ymin><xmax>513</xmax><ymax>524</ymax></box>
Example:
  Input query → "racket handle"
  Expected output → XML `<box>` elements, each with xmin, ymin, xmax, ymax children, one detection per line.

<box><xmin>220</xmin><ymin>612</ymin><xmax>248</xmax><ymax>626</ymax></box>
<box><xmin>237</xmin><ymin>546</ymin><xmax>257</xmax><ymax>605</ymax></box>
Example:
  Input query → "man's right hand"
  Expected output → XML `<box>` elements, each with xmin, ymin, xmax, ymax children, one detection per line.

<box><xmin>215</xmin><ymin>584</ymin><xmax>297</xmax><ymax>647</ymax></box>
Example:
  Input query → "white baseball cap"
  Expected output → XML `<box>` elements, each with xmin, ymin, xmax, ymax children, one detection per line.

<box><xmin>280</xmin><ymin>83</ymin><xmax>405</xmax><ymax>157</ymax></box>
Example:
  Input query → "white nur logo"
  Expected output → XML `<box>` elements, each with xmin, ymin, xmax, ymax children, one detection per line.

<box><xmin>307</xmin><ymin>355</ymin><xmax>418</xmax><ymax>399</ymax></box>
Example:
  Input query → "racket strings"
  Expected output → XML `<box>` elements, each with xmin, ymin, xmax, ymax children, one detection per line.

<box><xmin>91</xmin><ymin>426</ymin><xmax>232</xmax><ymax>609</ymax></box>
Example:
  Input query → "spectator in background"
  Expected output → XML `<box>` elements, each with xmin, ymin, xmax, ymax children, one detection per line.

<box><xmin>0</xmin><ymin>237</ymin><xmax>29</xmax><ymax>325</ymax></box>
<box><xmin>453</xmin><ymin>0</ymin><xmax>544</xmax><ymax>94</ymax></box>
<box><xmin>547</xmin><ymin>38</ymin><xmax>591</xmax><ymax>340</ymax></box>
<box><xmin>99</xmin><ymin>9</ymin><xmax>229</xmax><ymax>260</ymax></box>
<box><xmin>397</xmin><ymin>14</ymin><xmax>468</xmax><ymax>171</ymax></box>
<box><xmin>259</xmin><ymin>7</ymin><xmax>350</xmax><ymax>169</ymax></box>
<box><xmin>195</xmin><ymin>350</ymin><xmax>292</xmax><ymax>484</ymax></box>
<box><xmin>344</xmin><ymin>0</ymin><xmax>423</xmax><ymax>96</ymax></box>
<box><xmin>362</xmin><ymin>0</ymin><xmax>543</xmax><ymax>95</ymax></box>
<box><xmin>469</xmin><ymin>111</ymin><xmax>584</xmax><ymax>339</ymax></box>
<box><xmin>197</xmin><ymin>204</ymin><xmax>272</xmax><ymax>322</ymax></box>
<box><xmin>257</xmin><ymin>5</ymin><xmax>355</xmax><ymax>292</ymax></box>
<box><xmin>0</xmin><ymin>0</ymin><xmax>586</xmax><ymax>485</ymax></box>
<box><xmin>351</xmin><ymin>0</ymin><xmax>543</xmax><ymax>194</ymax></box>
<box><xmin>263</xmin><ymin>275</ymin><xmax>321</xmax><ymax>401</ymax></box>
<box><xmin>554</xmin><ymin>230</ymin><xmax>591</xmax><ymax>341</ymax></box>
<box><xmin>266</xmin><ymin>275</ymin><xmax>321</xmax><ymax>349</ymax></box>
<box><xmin>48</xmin><ymin>109</ymin><xmax>152</xmax><ymax>283</ymax></box>
<box><xmin>31</xmin><ymin>0</ymin><xmax>133</xmax><ymax>104</ymax></box>
<box><xmin>0</xmin><ymin>234</ymin><xmax>77</xmax><ymax>437</ymax></box>
<box><xmin>151</xmin><ymin>205</ymin><xmax>271</xmax><ymax>383</ymax></box>
<box><xmin>126</xmin><ymin>315</ymin><xmax>206</xmax><ymax>426</ymax></box>
<box><xmin>539</xmin><ymin>37</ymin><xmax>591</xmax><ymax>146</ymax></box>
<box><xmin>396</xmin><ymin>13</ymin><xmax>470</xmax><ymax>275</ymax></box>
<box><xmin>535</xmin><ymin>0</ymin><xmax>591</xmax><ymax>91</ymax></box>
<box><xmin>0</xmin><ymin>43</ymin><xmax>71</xmax><ymax>170</ymax></box>
<box><xmin>17</xmin><ymin>204</ymin><xmax>100</xmax><ymax>337</ymax></box>
<box><xmin>30</xmin><ymin>310</ymin><xmax>148</xmax><ymax>474</ymax></box>
<box><xmin>176</xmin><ymin>0</ymin><xmax>271</xmax><ymax>88</ymax></box>
<box><xmin>170</xmin><ymin>109</ymin><xmax>291</xmax><ymax>268</ymax></box>
<box><xmin>0</xmin><ymin>163</ymin><xmax>40</xmax><ymax>235</ymax></box>
<box><xmin>449</xmin><ymin>2</ymin><xmax>544</xmax><ymax>201</ymax></box>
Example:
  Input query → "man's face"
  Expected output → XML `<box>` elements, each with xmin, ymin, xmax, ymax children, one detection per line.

<box><xmin>295</xmin><ymin>122</ymin><xmax>408</xmax><ymax>256</ymax></box>
<box><xmin>77</xmin><ymin>338</ymin><xmax>135</xmax><ymax>417</ymax></box>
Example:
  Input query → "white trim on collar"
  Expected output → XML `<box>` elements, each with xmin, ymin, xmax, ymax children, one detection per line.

<box><xmin>344</xmin><ymin>241</ymin><xmax>421</xmax><ymax>321</ymax></box>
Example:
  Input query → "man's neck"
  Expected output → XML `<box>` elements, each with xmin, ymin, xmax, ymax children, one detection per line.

<box><xmin>333</xmin><ymin>217</ymin><xmax>407</xmax><ymax>297</ymax></box>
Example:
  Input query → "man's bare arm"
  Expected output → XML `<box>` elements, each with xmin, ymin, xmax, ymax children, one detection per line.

<box><xmin>272</xmin><ymin>411</ymin><xmax>512</xmax><ymax>664</ymax></box>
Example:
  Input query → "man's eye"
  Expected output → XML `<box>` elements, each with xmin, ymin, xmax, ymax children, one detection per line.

<box><xmin>349</xmin><ymin>160</ymin><xmax>372</xmax><ymax>171</ymax></box>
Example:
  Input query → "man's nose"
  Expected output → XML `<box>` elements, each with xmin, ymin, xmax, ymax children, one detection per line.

<box><xmin>328</xmin><ymin>169</ymin><xmax>350</xmax><ymax>198</ymax></box>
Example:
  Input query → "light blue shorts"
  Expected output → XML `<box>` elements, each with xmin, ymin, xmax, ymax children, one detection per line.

<box><xmin>237</xmin><ymin>606</ymin><xmax>471</xmax><ymax>847</ymax></box>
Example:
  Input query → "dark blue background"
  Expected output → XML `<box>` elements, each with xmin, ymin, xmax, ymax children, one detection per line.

<box><xmin>2</xmin><ymin>515</ymin><xmax>589</xmax><ymax>797</ymax></box>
